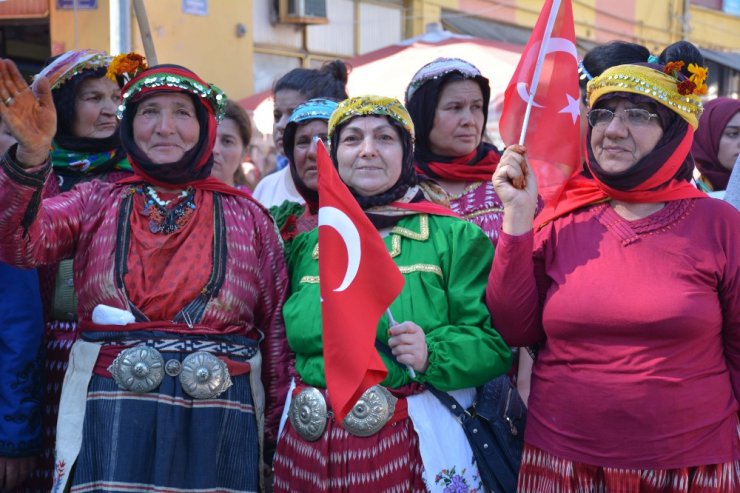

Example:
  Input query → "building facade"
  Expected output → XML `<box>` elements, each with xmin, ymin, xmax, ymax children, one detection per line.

<box><xmin>0</xmin><ymin>0</ymin><xmax>738</xmax><ymax>100</ymax></box>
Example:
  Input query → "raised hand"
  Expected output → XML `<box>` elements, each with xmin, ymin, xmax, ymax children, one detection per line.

<box><xmin>0</xmin><ymin>59</ymin><xmax>56</xmax><ymax>167</ymax></box>
<box><xmin>492</xmin><ymin>145</ymin><xmax>539</xmax><ymax>235</ymax></box>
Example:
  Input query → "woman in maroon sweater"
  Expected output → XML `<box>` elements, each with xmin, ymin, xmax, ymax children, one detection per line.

<box><xmin>487</xmin><ymin>41</ymin><xmax>740</xmax><ymax>491</ymax></box>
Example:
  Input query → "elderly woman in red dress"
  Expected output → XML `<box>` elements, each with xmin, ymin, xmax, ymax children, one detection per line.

<box><xmin>0</xmin><ymin>59</ymin><xmax>289</xmax><ymax>492</ymax></box>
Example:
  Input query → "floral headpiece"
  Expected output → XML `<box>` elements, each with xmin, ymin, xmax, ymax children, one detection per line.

<box><xmin>405</xmin><ymin>57</ymin><xmax>485</xmax><ymax>103</ymax></box>
<box><xmin>662</xmin><ymin>60</ymin><xmax>708</xmax><ymax>96</ymax></box>
<box><xmin>105</xmin><ymin>52</ymin><xmax>148</xmax><ymax>84</ymax></box>
<box><xmin>587</xmin><ymin>64</ymin><xmax>703</xmax><ymax>129</ymax></box>
<box><xmin>35</xmin><ymin>49</ymin><xmax>113</xmax><ymax>90</ymax></box>
<box><xmin>118</xmin><ymin>65</ymin><xmax>227</xmax><ymax>121</ymax></box>
<box><xmin>328</xmin><ymin>95</ymin><xmax>415</xmax><ymax>141</ymax></box>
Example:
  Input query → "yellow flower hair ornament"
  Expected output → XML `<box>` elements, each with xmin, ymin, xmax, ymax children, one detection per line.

<box><xmin>687</xmin><ymin>63</ymin><xmax>708</xmax><ymax>95</ymax></box>
<box><xmin>663</xmin><ymin>59</ymin><xmax>708</xmax><ymax>96</ymax></box>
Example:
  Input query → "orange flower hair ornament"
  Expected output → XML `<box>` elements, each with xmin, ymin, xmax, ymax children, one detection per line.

<box><xmin>106</xmin><ymin>53</ymin><xmax>148</xmax><ymax>83</ymax></box>
<box><xmin>663</xmin><ymin>59</ymin><xmax>708</xmax><ymax>96</ymax></box>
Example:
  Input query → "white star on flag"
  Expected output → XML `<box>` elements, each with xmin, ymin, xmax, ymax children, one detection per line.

<box><xmin>558</xmin><ymin>93</ymin><xmax>581</xmax><ymax>124</ymax></box>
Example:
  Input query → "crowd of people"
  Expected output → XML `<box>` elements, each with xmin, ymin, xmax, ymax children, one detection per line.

<box><xmin>0</xmin><ymin>35</ymin><xmax>737</xmax><ymax>493</ymax></box>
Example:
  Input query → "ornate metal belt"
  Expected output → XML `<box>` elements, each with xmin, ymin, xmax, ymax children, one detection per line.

<box><xmin>108</xmin><ymin>346</ymin><xmax>232</xmax><ymax>400</ymax></box>
<box><xmin>288</xmin><ymin>385</ymin><xmax>397</xmax><ymax>441</ymax></box>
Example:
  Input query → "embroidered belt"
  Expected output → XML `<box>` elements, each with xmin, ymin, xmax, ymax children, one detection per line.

<box><xmin>288</xmin><ymin>385</ymin><xmax>402</xmax><ymax>441</ymax></box>
<box><xmin>107</xmin><ymin>345</ymin><xmax>238</xmax><ymax>399</ymax></box>
<box><xmin>101</xmin><ymin>338</ymin><xmax>259</xmax><ymax>359</ymax></box>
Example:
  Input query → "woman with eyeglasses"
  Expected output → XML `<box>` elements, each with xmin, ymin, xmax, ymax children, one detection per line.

<box><xmin>487</xmin><ymin>40</ymin><xmax>740</xmax><ymax>492</ymax></box>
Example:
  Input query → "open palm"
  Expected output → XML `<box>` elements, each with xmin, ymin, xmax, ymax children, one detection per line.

<box><xmin>0</xmin><ymin>59</ymin><xmax>57</xmax><ymax>165</ymax></box>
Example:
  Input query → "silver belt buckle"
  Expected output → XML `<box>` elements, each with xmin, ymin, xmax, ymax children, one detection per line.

<box><xmin>288</xmin><ymin>387</ymin><xmax>328</xmax><ymax>441</ymax></box>
<box><xmin>179</xmin><ymin>351</ymin><xmax>232</xmax><ymax>399</ymax></box>
<box><xmin>288</xmin><ymin>385</ymin><xmax>397</xmax><ymax>440</ymax></box>
<box><xmin>108</xmin><ymin>346</ymin><xmax>165</xmax><ymax>393</ymax></box>
<box><xmin>342</xmin><ymin>385</ymin><xmax>397</xmax><ymax>437</ymax></box>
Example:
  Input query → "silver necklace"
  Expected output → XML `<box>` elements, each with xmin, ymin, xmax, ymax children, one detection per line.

<box><xmin>144</xmin><ymin>185</ymin><xmax>190</xmax><ymax>207</ymax></box>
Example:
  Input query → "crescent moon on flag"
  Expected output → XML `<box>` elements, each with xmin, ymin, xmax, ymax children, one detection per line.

<box><xmin>517</xmin><ymin>82</ymin><xmax>544</xmax><ymax>107</ymax></box>
<box><xmin>545</xmin><ymin>38</ymin><xmax>578</xmax><ymax>60</ymax></box>
<box><xmin>318</xmin><ymin>206</ymin><xmax>361</xmax><ymax>292</ymax></box>
<box><xmin>516</xmin><ymin>38</ymin><xmax>579</xmax><ymax>106</ymax></box>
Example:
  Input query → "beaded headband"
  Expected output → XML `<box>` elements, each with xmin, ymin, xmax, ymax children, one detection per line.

<box><xmin>35</xmin><ymin>49</ymin><xmax>113</xmax><ymax>90</ymax></box>
<box><xmin>118</xmin><ymin>68</ymin><xmax>227</xmax><ymax>121</ymax></box>
<box><xmin>577</xmin><ymin>60</ymin><xmax>593</xmax><ymax>81</ymax></box>
<box><xmin>405</xmin><ymin>57</ymin><xmax>484</xmax><ymax>103</ymax></box>
<box><xmin>289</xmin><ymin>98</ymin><xmax>339</xmax><ymax>125</ymax></box>
<box><xmin>328</xmin><ymin>95</ymin><xmax>415</xmax><ymax>141</ymax></box>
<box><xmin>587</xmin><ymin>64</ymin><xmax>703</xmax><ymax>129</ymax></box>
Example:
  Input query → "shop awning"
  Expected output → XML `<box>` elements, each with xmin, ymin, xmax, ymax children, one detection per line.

<box><xmin>700</xmin><ymin>48</ymin><xmax>740</xmax><ymax>72</ymax></box>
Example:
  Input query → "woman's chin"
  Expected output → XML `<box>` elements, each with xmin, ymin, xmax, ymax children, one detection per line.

<box><xmin>148</xmin><ymin>150</ymin><xmax>186</xmax><ymax>164</ymax></box>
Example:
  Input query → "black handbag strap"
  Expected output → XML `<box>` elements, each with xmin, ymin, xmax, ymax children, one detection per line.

<box><xmin>376</xmin><ymin>338</ymin><xmax>518</xmax><ymax>493</ymax></box>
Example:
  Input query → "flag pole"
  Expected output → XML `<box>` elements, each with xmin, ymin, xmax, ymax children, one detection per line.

<box><xmin>518</xmin><ymin>0</ymin><xmax>563</xmax><ymax>146</ymax></box>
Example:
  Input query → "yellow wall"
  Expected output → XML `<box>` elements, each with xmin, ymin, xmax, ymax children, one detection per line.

<box><xmin>131</xmin><ymin>0</ymin><xmax>254</xmax><ymax>100</ymax></box>
<box><xmin>49</xmin><ymin>0</ymin><xmax>255</xmax><ymax>101</ymax></box>
<box><xmin>410</xmin><ymin>0</ymin><xmax>739</xmax><ymax>54</ymax></box>
<box><xmin>46</xmin><ymin>0</ymin><xmax>738</xmax><ymax>101</ymax></box>
<box><xmin>49</xmin><ymin>2</ymin><xmax>111</xmax><ymax>55</ymax></box>
<box><xmin>689</xmin><ymin>5</ymin><xmax>740</xmax><ymax>52</ymax></box>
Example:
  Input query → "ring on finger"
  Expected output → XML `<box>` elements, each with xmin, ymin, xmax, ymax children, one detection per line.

<box><xmin>3</xmin><ymin>95</ymin><xmax>14</xmax><ymax>106</ymax></box>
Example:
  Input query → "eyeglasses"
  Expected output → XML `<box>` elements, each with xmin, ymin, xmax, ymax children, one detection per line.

<box><xmin>587</xmin><ymin>108</ymin><xmax>659</xmax><ymax>128</ymax></box>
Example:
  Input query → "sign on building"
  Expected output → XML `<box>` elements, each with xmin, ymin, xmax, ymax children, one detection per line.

<box><xmin>183</xmin><ymin>0</ymin><xmax>208</xmax><ymax>16</ymax></box>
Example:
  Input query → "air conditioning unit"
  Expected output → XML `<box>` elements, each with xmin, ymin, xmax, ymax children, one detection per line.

<box><xmin>278</xmin><ymin>0</ymin><xmax>328</xmax><ymax>25</ymax></box>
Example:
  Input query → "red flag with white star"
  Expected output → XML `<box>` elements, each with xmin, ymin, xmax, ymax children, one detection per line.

<box><xmin>499</xmin><ymin>0</ymin><xmax>581</xmax><ymax>204</ymax></box>
<box><xmin>316</xmin><ymin>140</ymin><xmax>404</xmax><ymax>423</ymax></box>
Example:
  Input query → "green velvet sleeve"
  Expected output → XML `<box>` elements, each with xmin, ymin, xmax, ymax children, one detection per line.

<box><xmin>283</xmin><ymin>215</ymin><xmax>512</xmax><ymax>391</ymax></box>
<box><xmin>380</xmin><ymin>216</ymin><xmax>512</xmax><ymax>390</ymax></box>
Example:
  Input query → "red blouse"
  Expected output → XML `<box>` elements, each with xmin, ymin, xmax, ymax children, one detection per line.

<box><xmin>487</xmin><ymin>198</ymin><xmax>740</xmax><ymax>468</ymax></box>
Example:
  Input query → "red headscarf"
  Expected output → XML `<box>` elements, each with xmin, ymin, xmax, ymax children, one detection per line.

<box><xmin>116</xmin><ymin>65</ymin><xmax>255</xmax><ymax>201</ymax></box>
<box><xmin>536</xmin><ymin>126</ymin><xmax>706</xmax><ymax>228</ymax></box>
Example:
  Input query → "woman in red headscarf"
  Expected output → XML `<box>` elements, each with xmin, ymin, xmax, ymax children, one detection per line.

<box><xmin>0</xmin><ymin>59</ymin><xmax>289</xmax><ymax>492</ymax></box>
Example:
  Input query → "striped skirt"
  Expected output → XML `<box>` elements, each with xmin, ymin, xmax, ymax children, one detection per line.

<box><xmin>273</xmin><ymin>417</ymin><xmax>427</xmax><ymax>493</ymax></box>
<box><xmin>68</xmin><ymin>354</ymin><xmax>261</xmax><ymax>493</ymax></box>
<box><xmin>518</xmin><ymin>443</ymin><xmax>740</xmax><ymax>493</ymax></box>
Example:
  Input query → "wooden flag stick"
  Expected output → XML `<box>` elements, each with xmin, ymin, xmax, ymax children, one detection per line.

<box><xmin>132</xmin><ymin>0</ymin><xmax>158</xmax><ymax>66</ymax></box>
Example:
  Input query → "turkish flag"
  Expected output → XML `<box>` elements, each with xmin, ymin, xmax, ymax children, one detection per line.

<box><xmin>499</xmin><ymin>0</ymin><xmax>581</xmax><ymax>205</ymax></box>
<box><xmin>316</xmin><ymin>140</ymin><xmax>405</xmax><ymax>423</ymax></box>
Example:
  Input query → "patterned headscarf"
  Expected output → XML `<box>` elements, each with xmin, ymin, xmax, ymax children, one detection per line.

<box><xmin>118</xmin><ymin>64</ymin><xmax>227</xmax><ymax>187</ymax></box>
<box><xmin>39</xmin><ymin>50</ymin><xmax>114</xmax><ymax>139</ymax></box>
<box><xmin>328</xmin><ymin>95</ymin><xmax>417</xmax><ymax>209</ymax></box>
<box><xmin>404</xmin><ymin>57</ymin><xmax>492</xmax><ymax>168</ymax></box>
<box><xmin>283</xmin><ymin>98</ymin><xmax>339</xmax><ymax>209</ymax></box>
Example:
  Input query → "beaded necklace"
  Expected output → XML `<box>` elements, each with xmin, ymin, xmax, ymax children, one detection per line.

<box><xmin>139</xmin><ymin>185</ymin><xmax>196</xmax><ymax>234</ymax></box>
